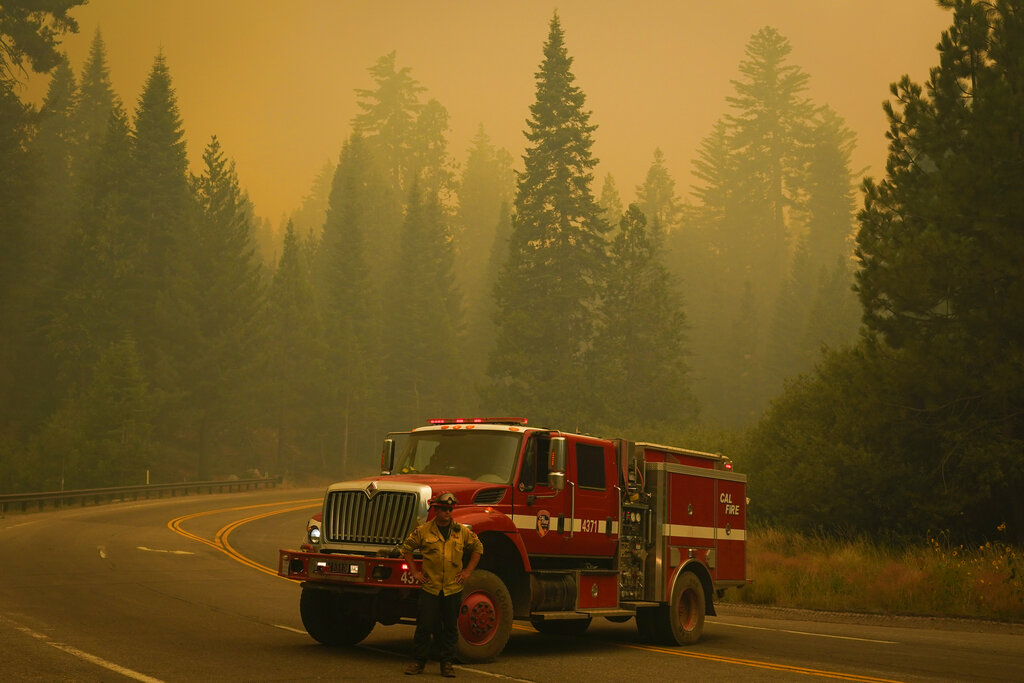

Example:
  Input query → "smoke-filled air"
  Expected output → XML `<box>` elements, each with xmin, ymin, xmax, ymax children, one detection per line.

<box><xmin>3</xmin><ymin>0</ymin><xmax>1022</xmax><ymax>544</ymax></box>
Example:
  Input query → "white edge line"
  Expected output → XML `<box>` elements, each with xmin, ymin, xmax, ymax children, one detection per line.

<box><xmin>1</xmin><ymin>614</ymin><xmax>165</xmax><ymax>682</ymax></box>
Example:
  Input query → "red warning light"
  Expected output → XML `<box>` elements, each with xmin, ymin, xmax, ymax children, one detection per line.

<box><xmin>427</xmin><ymin>417</ymin><xmax>528</xmax><ymax>426</ymax></box>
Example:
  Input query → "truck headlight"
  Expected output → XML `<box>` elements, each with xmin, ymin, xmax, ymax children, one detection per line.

<box><xmin>307</xmin><ymin>524</ymin><xmax>321</xmax><ymax>544</ymax></box>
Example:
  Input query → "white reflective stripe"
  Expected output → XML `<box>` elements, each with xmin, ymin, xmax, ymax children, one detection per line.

<box><xmin>511</xmin><ymin>513</ymin><xmax>619</xmax><ymax>535</ymax></box>
<box><xmin>664</xmin><ymin>523</ymin><xmax>715</xmax><ymax>539</ymax></box>
<box><xmin>662</xmin><ymin>523</ymin><xmax>747</xmax><ymax>541</ymax></box>
<box><xmin>511</xmin><ymin>514</ymin><xmax>537</xmax><ymax>530</ymax></box>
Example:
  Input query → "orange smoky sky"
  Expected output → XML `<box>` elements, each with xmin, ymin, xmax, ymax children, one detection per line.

<box><xmin>25</xmin><ymin>0</ymin><xmax>952</xmax><ymax>226</ymax></box>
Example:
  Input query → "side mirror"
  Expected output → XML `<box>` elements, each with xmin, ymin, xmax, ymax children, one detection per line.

<box><xmin>381</xmin><ymin>438</ymin><xmax>396</xmax><ymax>475</ymax></box>
<box><xmin>547</xmin><ymin>437</ymin><xmax>566</xmax><ymax>490</ymax></box>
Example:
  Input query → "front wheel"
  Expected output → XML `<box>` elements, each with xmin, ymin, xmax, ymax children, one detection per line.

<box><xmin>456</xmin><ymin>570</ymin><xmax>513</xmax><ymax>663</ymax></box>
<box><xmin>299</xmin><ymin>585</ymin><xmax>376</xmax><ymax>645</ymax></box>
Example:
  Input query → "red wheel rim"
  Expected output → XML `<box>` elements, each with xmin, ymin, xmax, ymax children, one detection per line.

<box><xmin>459</xmin><ymin>590</ymin><xmax>498</xmax><ymax>645</ymax></box>
<box><xmin>677</xmin><ymin>587</ymin><xmax>699</xmax><ymax>631</ymax></box>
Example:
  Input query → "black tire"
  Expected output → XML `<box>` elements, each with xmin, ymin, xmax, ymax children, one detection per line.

<box><xmin>299</xmin><ymin>586</ymin><xmax>376</xmax><ymax>646</ymax></box>
<box><xmin>456</xmin><ymin>570</ymin><xmax>513</xmax><ymax>663</ymax></box>
<box><xmin>530</xmin><ymin>616</ymin><xmax>592</xmax><ymax>635</ymax></box>
<box><xmin>605</xmin><ymin>615</ymin><xmax>632</xmax><ymax>623</ymax></box>
<box><xmin>643</xmin><ymin>570</ymin><xmax>706</xmax><ymax>645</ymax></box>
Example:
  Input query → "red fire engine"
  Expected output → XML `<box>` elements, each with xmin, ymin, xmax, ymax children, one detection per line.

<box><xmin>278</xmin><ymin>418</ymin><xmax>747</xmax><ymax>662</ymax></box>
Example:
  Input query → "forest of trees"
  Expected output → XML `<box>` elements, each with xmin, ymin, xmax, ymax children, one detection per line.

<box><xmin>1</xmin><ymin>1</ymin><xmax>1020</xmax><ymax>543</ymax></box>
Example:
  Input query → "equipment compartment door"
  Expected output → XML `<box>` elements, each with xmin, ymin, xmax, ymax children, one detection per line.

<box><xmin>714</xmin><ymin>478</ymin><xmax>746</xmax><ymax>582</ymax></box>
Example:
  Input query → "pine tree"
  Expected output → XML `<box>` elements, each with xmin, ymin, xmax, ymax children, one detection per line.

<box><xmin>35</xmin><ymin>334</ymin><xmax>154</xmax><ymax>489</ymax></box>
<box><xmin>674</xmin><ymin>28</ymin><xmax>845</xmax><ymax>425</ymax></box>
<box><xmin>0</xmin><ymin>1</ymin><xmax>83</xmax><ymax>88</ymax></box>
<box><xmin>31</xmin><ymin>57</ymin><xmax>77</xmax><ymax>270</ymax></box>
<box><xmin>317</xmin><ymin>133</ymin><xmax>383</xmax><ymax>469</ymax></box>
<box><xmin>725</xmin><ymin>26</ymin><xmax>815</xmax><ymax>291</ymax></box>
<box><xmin>634</xmin><ymin>148</ymin><xmax>680</xmax><ymax>243</ymax></box>
<box><xmin>854</xmin><ymin>0</ymin><xmax>1024</xmax><ymax>535</ymax></box>
<box><xmin>598</xmin><ymin>173</ymin><xmax>624</xmax><ymax>229</ymax></box>
<box><xmin>593</xmin><ymin>205</ymin><xmax>697</xmax><ymax>429</ymax></box>
<box><xmin>0</xmin><ymin>74</ymin><xmax>42</xmax><ymax>437</ymax></box>
<box><xmin>47</xmin><ymin>104</ymin><xmax>134</xmax><ymax>389</ymax></box>
<box><xmin>352</xmin><ymin>51</ymin><xmax>424</xmax><ymax>194</ymax></box>
<box><xmin>126</xmin><ymin>50</ymin><xmax>191</xmax><ymax>339</ymax></box>
<box><xmin>0</xmin><ymin>1</ymin><xmax>83</xmax><ymax>436</ymax></box>
<box><xmin>487</xmin><ymin>13</ymin><xmax>609</xmax><ymax>426</ymax></box>
<box><xmin>116</xmin><ymin>51</ymin><xmax>197</xmax><ymax>474</ymax></box>
<box><xmin>71</xmin><ymin>29</ymin><xmax>119</xmax><ymax>183</ymax></box>
<box><xmin>749</xmin><ymin>0</ymin><xmax>1024</xmax><ymax>542</ymax></box>
<box><xmin>456</xmin><ymin>125</ymin><xmax>515</xmax><ymax>391</ymax></box>
<box><xmin>183</xmin><ymin>136</ymin><xmax>265</xmax><ymax>477</ymax></box>
<box><xmin>384</xmin><ymin>182</ymin><xmax>464</xmax><ymax>425</ymax></box>
<box><xmin>264</xmin><ymin>222</ymin><xmax>327</xmax><ymax>475</ymax></box>
<box><xmin>408</xmin><ymin>98</ymin><xmax>455</xmax><ymax>205</ymax></box>
<box><xmin>804</xmin><ymin>106</ymin><xmax>857</xmax><ymax>269</ymax></box>
<box><xmin>288</xmin><ymin>159</ymin><xmax>334</xmax><ymax>242</ymax></box>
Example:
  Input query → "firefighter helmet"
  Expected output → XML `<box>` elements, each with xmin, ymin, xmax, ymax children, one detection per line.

<box><xmin>429</xmin><ymin>491</ymin><xmax>458</xmax><ymax>508</ymax></box>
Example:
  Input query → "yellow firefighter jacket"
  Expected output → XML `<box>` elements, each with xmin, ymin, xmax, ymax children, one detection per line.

<box><xmin>401</xmin><ymin>519</ymin><xmax>483</xmax><ymax>596</ymax></box>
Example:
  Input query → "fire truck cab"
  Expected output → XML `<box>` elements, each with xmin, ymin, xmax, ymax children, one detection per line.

<box><xmin>279</xmin><ymin>418</ymin><xmax>746</xmax><ymax>662</ymax></box>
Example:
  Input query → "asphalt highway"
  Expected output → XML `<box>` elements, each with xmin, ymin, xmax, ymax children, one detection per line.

<box><xmin>1</xmin><ymin>488</ymin><xmax>1021</xmax><ymax>681</ymax></box>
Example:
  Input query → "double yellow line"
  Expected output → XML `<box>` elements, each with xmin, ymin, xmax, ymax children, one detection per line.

<box><xmin>168</xmin><ymin>498</ymin><xmax>320</xmax><ymax>578</ymax></box>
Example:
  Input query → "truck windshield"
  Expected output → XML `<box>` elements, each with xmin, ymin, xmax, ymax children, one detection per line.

<box><xmin>395</xmin><ymin>431</ymin><xmax>523</xmax><ymax>484</ymax></box>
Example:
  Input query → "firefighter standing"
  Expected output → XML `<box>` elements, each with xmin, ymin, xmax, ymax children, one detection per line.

<box><xmin>401</xmin><ymin>491</ymin><xmax>483</xmax><ymax>677</ymax></box>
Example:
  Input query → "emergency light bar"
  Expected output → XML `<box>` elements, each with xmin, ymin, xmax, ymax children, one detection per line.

<box><xmin>427</xmin><ymin>417</ymin><xmax>528</xmax><ymax>426</ymax></box>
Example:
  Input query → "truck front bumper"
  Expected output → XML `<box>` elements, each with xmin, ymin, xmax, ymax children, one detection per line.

<box><xmin>279</xmin><ymin>549</ymin><xmax>419</xmax><ymax>588</ymax></box>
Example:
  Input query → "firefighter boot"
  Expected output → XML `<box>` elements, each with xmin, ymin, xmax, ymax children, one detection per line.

<box><xmin>404</xmin><ymin>661</ymin><xmax>425</xmax><ymax>675</ymax></box>
<box><xmin>441</xmin><ymin>661</ymin><xmax>456</xmax><ymax>678</ymax></box>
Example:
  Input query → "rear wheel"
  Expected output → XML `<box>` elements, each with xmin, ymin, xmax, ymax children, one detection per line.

<box><xmin>299</xmin><ymin>586</ymin><xmax>376</xmax><ymax>645</ymax></box>
<box><xmin>530</xmin><ymin>616</ymin><xmax>592</xmax><ymax>635</ymax></box>
<box><xmin>456</xmin><ymin>570</ymin><xmax>513</xmax><ymax>663</ymax></box>
<box><xmin>637</xmin><ymin>571</ymin><xmax>706</xmax><ymax>645</ymax></box>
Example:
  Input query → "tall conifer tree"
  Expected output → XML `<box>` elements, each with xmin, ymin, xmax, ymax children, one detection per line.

<box><xmin>318</xmin><ymin>133</ymin><xmax>382</xmax><ymax>467</ymax></box>
<box><xmin>265</xmin><ymin>222</ymin><xmax>327</xmax><ymax>474</ymax></box>
<box><xmin>184</xmin><ymin>136</ymin><xmax>265</xmax><ymax>477</ymax></box>
<box><xmin>634</xmin><ymin>148</ymin><xmax>680</xmax><ymax>243</ymax></box>
<box><xmin>487</xmin><ymin>13</ymin><xmax>608</xmax><ymax>426</ymax></box>
<box><xmin>593</xmin><ymin>205</ymin><xmax>697</xmax><ymax>431</ymax></box>
<box><xmin>127</xmin><ymin>50</ymin><xmax>190</xmax><ymax>344</ymax></box>
<box><xmin>855</xmin><ymin>0</ymin><xmax>1024</xmax><ymax>532</ymax></box>
<box><xmin>456</xmin><ymin>125</ymin><xmax>515</xmax><ymax>391</ymax></box>
<box><xmin>71</xmin><ymin>29</ymin><xmax>118</xmax><ymax>182</ymax></box>
<box><xmin>384</xmin><ymin>182</ymin><xmax>464</xmax><ymax>425</ymax></box>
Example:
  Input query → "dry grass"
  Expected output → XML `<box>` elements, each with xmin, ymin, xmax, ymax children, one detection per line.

<box><xmin>720</xmin><ymin>525</ymin><xmax>1024</xmax><ymax>621</ymax></box>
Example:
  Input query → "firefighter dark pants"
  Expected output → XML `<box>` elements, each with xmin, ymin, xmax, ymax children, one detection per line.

<box><xmin>413</xmin><ymin>589</ymin><xmax>462</xmax><ymax>663</ymax></box>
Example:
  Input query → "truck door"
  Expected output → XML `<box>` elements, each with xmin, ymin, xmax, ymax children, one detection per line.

<box><xmin>568</xmin><ymin>437</ymin><xmax>619</xmax><ymax>559</ymax></box>
<box><xmin>513</xmin><ymin>434</ymin><xmax>618</xmax><ymax>561</ymax></box>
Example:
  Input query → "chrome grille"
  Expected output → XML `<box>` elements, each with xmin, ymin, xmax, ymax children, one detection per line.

<box><xmin>324</xmin><ymin>490</ymin><xmax>418</xmax><ymax>545</ymax></box>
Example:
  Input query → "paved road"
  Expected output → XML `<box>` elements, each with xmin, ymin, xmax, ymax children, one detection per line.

<box><xmin>1</xmin><ymin>488</ymin><xmax>1021</xmax><ymax>681</ymax></box>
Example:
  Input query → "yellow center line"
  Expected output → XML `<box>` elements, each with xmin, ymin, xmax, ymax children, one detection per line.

<box><xmin>168</xmin><ymin>498</ymin><xmax>320</xmax><ymax>580</ymax></box>
<box><xmin>618</xmin><ymin>642</ymin><xmax>905</xmax><ymax>682</ymax></box>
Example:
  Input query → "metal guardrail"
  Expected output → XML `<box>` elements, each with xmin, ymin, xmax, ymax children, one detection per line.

<box><xmin>0</xmin><ymin>476</ymin><xmax>282</xmax><ymax>515</ymax></box>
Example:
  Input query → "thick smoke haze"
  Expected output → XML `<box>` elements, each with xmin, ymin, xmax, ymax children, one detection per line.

<box><xmin>25</xmin><ymin>0</ymin><xmax>951</xmax><ymax>223</ymax></box>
